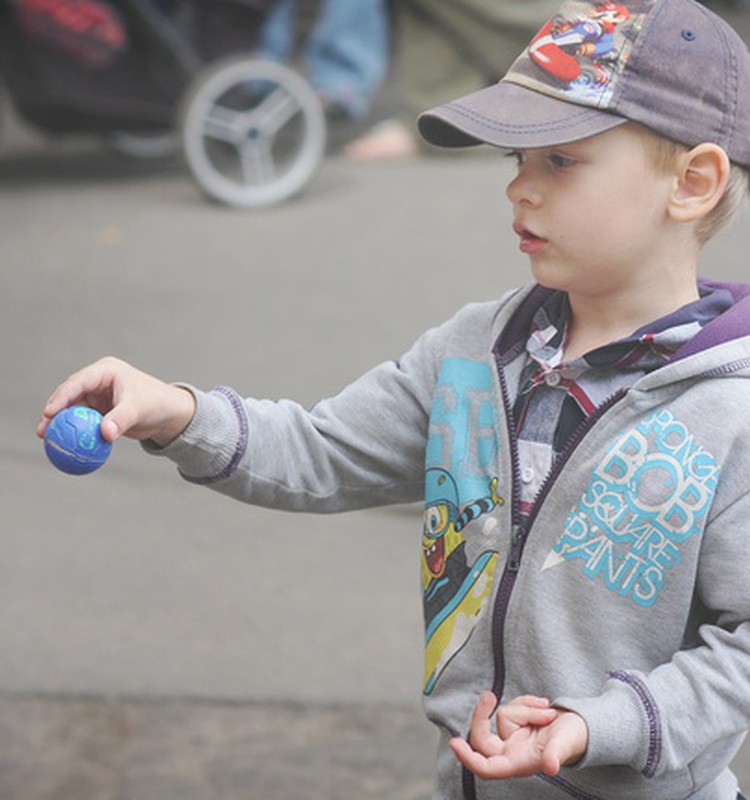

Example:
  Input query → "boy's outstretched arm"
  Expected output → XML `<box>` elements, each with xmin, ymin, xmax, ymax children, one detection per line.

<box><xmin>450</xmin><ymin>691</ymin><xmax>589</xmax><ymax>781</ymax></box>
<box><xmin>36</xmin><ymin>357</ymin><xmax>196</xmax><ymax>448</ymax></box>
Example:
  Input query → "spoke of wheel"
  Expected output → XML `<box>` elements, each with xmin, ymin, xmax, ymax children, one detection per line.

<box><xmin>254</xmin><ymin>87</ymin><xmax>300</xmax><ymax>135</ymax></box>
<box><xmin>239</xmin><ymin>141</ymin><xmax>276</xmax><ymax>185</ymax></box>
<box><xmin>202</xmin><ymin>104</ymin><xmax>243</xmax><ymax>144</ymax></box>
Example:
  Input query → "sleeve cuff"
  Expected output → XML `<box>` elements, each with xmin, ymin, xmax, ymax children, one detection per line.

<box><xmin>554</xmin><ymin>671</ymin><xmax>657</xmax><ymax>776</ymax></box>
<box><xmin>142</xmin><ymin>385</ymin><xmax>248</xmax><ymax>483</ymax></box>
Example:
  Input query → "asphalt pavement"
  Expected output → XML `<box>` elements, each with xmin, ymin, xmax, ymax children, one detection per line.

<box><xmin>2</xmin><ymin>104</ymin><xmax>750</xmax><ymax>799</ymax></box>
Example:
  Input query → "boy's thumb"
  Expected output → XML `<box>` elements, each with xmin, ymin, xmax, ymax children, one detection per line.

<box><xmin>101</xmin><ymin>415</ymin><xmax>121</xmax><ymax>442</ymax></box>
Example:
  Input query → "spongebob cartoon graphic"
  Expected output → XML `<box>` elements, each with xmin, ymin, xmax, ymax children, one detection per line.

<box><xmin>422</xmin><ymin>469</ymin><xmax>501</xmax><ymax>694</ymax></box>
<box><xmin>422</xmin><ymin>357</ymin><xmax>506</xmax><ymax>694</ymax></box>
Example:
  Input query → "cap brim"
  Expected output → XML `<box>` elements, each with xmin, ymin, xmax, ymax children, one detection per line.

<box><xmin>418</xmin><ymin>80</ymin><xmax>628</xmax><ymax>149</ymax></box>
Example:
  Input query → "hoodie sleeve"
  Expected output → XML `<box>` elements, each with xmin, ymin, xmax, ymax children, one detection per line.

<box><xmin>145</xmin><ymin>317</ymin><xmax>457</xmax><ymax>512</ymax></box>
<box><xmin>555</xmin><ymin>487</ymin><xmax>750</xmax><ymax>779</ymax></box>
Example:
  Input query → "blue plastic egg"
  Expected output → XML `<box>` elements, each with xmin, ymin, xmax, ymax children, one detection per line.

<box><xmin>44</xmin><ymin>406</ymin><xmax>112</xmax><ymax>476</ymax></box>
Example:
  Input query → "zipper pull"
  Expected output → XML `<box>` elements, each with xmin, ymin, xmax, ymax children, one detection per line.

<box><xmin>508</xmin><ymin>524</ymin><xmax>525</xmax><ymax>572</ymax></box>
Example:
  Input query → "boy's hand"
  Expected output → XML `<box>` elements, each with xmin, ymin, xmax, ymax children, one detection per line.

<box><xmin>450</xmin><ymin>691</ymin><xmax>588</xmax><ymax>781</ymax></box>
<box><xmin>36</xmin><ymin>357</ymin><xmax>196</xmax><ymax>448</ymax></box>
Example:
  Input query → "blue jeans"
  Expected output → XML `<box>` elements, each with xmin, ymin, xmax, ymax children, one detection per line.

<box><xmin>257</xmin><ymin>0</ymin><xmax>388</xmax><ymax>118</ymax></box>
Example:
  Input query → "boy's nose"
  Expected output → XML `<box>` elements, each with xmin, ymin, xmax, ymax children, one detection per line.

<box><xmin>506</xmin><ymin>172</ymin><xmax>542</xmax><ymax>208</ymax></box>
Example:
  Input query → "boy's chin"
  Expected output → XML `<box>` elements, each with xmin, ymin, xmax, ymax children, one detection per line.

<box><xmin>528</xmin><ymin>259</ymin><xmax>587</xmax><ymax>295</ymax></box>
<box><xmin>529</xmin><ymin>264</ymin><xmax>566</xmax><ymax>292</ymax></box>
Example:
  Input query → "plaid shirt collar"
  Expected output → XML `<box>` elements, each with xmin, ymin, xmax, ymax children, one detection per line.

<box><xmin>526</xmin><ymin>286</ymin><xmax>734</xmax><ymax>376</ymax></box>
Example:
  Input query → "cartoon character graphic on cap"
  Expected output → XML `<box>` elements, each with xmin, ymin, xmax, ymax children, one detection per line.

<box><xmin>422</xmin><ymin>467</ymin><xmax>501</xmax><ymax>695</ymax></box>
<box><xmin>528</xmin><ymin>1</ymin><xmax>633</xmax><ymax>89</ymax></box>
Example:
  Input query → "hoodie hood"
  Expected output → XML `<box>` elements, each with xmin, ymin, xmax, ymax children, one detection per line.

<box><xmin>672</xmin><ymin>279</ymin><xmax>750</xmax><ymax>362</ymax></box>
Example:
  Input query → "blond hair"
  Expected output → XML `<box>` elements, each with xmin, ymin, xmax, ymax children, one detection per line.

<box><xmin>631</xmin><ymin>123</ymin><xmax>750</xmax><ymax>245</ymax></box>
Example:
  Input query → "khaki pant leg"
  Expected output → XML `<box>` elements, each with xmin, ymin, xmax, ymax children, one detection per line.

<box><xmin>391</xmin><ymin>0</ymin><xmax>559</xmax><ymax>121</ymax></box>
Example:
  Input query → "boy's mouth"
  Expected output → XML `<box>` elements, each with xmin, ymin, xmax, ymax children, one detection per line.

<box><xmin>513</xmin><ymin>222</ymin><xmax>548</xmax><ymax>254</ymax></box>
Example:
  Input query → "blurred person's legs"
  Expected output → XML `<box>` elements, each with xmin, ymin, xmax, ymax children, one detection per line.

<box><xmin>257</xmin><ymin>0</ymin><xmax>389</xmax><ymax>119</ymax></box>
<box><xmin>257</xmin><ymin>0</ymin><xmax>296</xmax><ymax>62</ymax></box>
<box><xmin>348</xmin><ymin>0</ymin><xmax>558</xmax><ymax>160</ymax></box>
<box><xmin>306</xmin><ymin>0</ymin><xmax>388</xmax><ymax>119</ymax></box>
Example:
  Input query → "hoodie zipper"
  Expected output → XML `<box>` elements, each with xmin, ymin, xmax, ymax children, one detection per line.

<box><xmin>490</xmin><ymin>365</ymin><xmax>627</xmax><ymax>698</ymax></box>
<box><xmin>461</xmin><ymin>367</ymin><xmax>625</xmax><ymax>800</ymax></box>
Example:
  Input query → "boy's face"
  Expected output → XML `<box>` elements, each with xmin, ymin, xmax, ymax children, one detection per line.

<box><xmin>506</xmin><ymin>125</ymin><xmax>678</xmax><ymax>301</ymax></box>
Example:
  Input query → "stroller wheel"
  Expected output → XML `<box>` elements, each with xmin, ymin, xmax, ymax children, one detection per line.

<box><xmin>105</xmin><ymin>131</ymin><xmax>178</xmax><ymax>161</ymax></box>
<box><xmin>180</xmin><ymin>57</ymin><xmax>326</xmax><ymax>208</ymax></box>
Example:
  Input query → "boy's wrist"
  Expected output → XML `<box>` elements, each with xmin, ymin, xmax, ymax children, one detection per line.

<box><xmin>150</xmin><ymin>386</ymin><xmax>197</xmax><ymax>448</ymax></box>
<box><xmin>556</xmin><ymin>711</ymin><xmax>589</xmax><ymax>767</ymax></box>
<box><xmin>142</xmin><ymin>386</ymin><xmax>245</xmax><ymax>484</ymax></box>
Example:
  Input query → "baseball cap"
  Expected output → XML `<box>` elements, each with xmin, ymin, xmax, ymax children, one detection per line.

<box><xmin>418</xmin><ymin>0</ymin><xmax>750</xmax><ymax>167</ymax></box>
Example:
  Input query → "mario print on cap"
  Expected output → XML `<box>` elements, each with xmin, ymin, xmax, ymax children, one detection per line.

<box><xmin>506</xmin><ymin>0</ymin><xmax>657</xmax><ymax>107</ymax></box>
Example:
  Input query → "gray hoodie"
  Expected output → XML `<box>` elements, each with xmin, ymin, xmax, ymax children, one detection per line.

<box><xmin>152</xmin><ymin>281</ymin><xmax>750</xmax><ymax>799</ymax></box>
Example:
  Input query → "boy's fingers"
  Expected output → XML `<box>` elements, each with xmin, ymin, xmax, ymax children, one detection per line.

<box><xmin>450</xmin><ymin>736</ymin><xmax>528</xmax><ymax>781</ymax></box>
<box><xmin>37</xmin><ymin>383</ymin><xmax>90</xmax><ymax>439</ymax></box>
<box><xmin>466</xmin><ymin>692</ymin><xmax>556</xmax><ymax>744</ymax></box>
<box><xmin>475</xmin><ymin>690</ymin><xmax>499</xmax><ymax>717</ymax></box>
<box><xmin>43</xmin><ymin>364</ymin><xmax>109</xmax><ymax>417</ymax></box>
<box><xmin>496</xmin><ymin>695</ymin><xmax>554</xmax><ymax>740</ymax></box>
<box><xmin>468</xmin><ymin>691</ymin><xmax>499</xmax><ymax>747</ymax></box>
<box><xmin>449</xmin><ymin>737</ymin><xmax>472</xmax><ymax>762</ymax></box>
<box><xmin>449</xmin><ymin>738</ymin><xmax>502</xmax><ymax>779</ymax></box>
<box><xmin>508</xmin><ymin>695</ymin><xmax>551</xmax><ymax>708</ymax></box>
<box><xmin>99</xmin><ymin>385</ymin><xmax>144</xmax><ymax>441</ymax></box>
<box><xmin>39</xmin><ymin>357</ymin><xmax>130</xmax><ymax>436</ymax></box>
<box><xmin>541</xmin><ymin>748</ymin><xmax>563</xmax><ymax>777</ymax></box>
<box><xmin>100</xmin><ymin>414</ymin><xmax>122</xmax><ymax>442</ymax></box>
<box><xmin>497</xmin><ymin>704</ymin><xmax>557</xmax><ymax>740</ymax></box>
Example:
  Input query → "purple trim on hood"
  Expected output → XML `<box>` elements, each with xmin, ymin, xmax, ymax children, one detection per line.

<box><xmin>670</xmin><ymin>279</ymin><xmax>750</xmax><ymax>362</ymax></box>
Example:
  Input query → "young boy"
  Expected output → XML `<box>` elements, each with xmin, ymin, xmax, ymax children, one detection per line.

<box><xmin>37</xmin><ymin>0</ymin><xmax>750</xmax><ymax>797</ymax></box>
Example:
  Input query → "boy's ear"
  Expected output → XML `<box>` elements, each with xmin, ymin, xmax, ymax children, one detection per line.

<box><xmin>669</xmin><ymin>143</ymin><xmax>730</xmax><ymax>223</ymax></box>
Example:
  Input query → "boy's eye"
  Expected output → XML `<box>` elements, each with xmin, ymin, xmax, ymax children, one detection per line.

<box><xmin>504</xmin><ymin>150</ymin><xmax>576</xmax><ymax>170</ymax></box>
<box><xmin>505</xmin><ymin>150</ymin><xmax>526</xmax><ymax>167</ymax></box>
<box><xmin>549</xmin><ymin>153</ymin><xmax>577</xmax><ymax>169</ymax></box>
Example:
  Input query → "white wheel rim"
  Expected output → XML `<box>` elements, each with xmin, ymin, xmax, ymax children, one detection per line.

<box><xmin>183</xmin><ymin>59</ymin><xmax>326</xmax><ymax>208</ymax></box>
